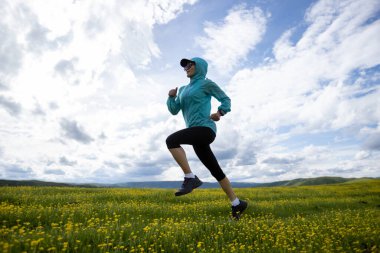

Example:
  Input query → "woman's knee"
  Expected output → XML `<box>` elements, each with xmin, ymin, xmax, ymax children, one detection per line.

<box><xmin>166</xmin><ymin>134</ymin><xmax>180</xmax><ymax>149</ymax></box>
<box><xmin>213</xmin><ymin>171</ymin><xmax>226</xmax><ymax>182</ymax></box>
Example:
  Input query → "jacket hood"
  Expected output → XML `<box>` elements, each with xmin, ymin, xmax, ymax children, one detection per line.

<box><xmin>190</xmin><ymin>57</ymin><xmax>208</xmax><ymax>83</ymax></box>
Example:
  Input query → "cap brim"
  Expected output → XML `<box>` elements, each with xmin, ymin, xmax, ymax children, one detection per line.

<box><xmin>180</xmin><ymin>58</ymin><xmax>195</xmax><ymax>67</ymax></box>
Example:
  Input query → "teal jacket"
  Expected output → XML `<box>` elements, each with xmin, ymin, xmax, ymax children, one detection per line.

<box><xmin>167</xmin><ymin>57</ymin><xmax>231</xmax><ymax>134</ymax></box>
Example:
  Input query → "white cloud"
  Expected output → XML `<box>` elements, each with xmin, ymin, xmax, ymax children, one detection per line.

<box><xmin>0</xmin><ymin>21</ymin><xmax>23</xmax><ymax>90</ymax></box>
<box><xmin>230</xmin><ymin>143</ymin><xmax>380</xmax><ymax>183</ymax></box>
<box><xmin>363</xmin><ymin>132</ymin><xmax>380</xmax><ymax>151</ymax></box>
<box><xmin>0</xmin><ymin>0</ymin><xmax>198</xmax><ymax>183</ymax></box>
<box><xmin>60</xmin><ymin>118</ymin><xmax>94</xmax><ymax>144</ymax></box>
<box><xmin>0</xmin><ymin>0</ymin><xmax>378</xmax><ymax>184</ymax></box>
<box><xmin>0</xmin><ymin>163</ymin><xmax>35</xmax><ymax>180</ymax></box>
<box><xmin>228</xmin><ymin>0</ymin><xmax>380</xmax><ymax>132</ymax></box>
<box><xmin>355</xmin><ymin>150</ymin><xmax>371</xmax><ymax>160</ymax></box>
<box><xmin>198</xmin><ymin>4</ymin><xmax>267</xmax><ymax>73</ymax></box>
<box><xmin>44</xmin><ymin>168</ymin><xmax>65</xmax><ymax>175</ymax></box>
<box><xmin>0</xmin><ymin>95</ymin><xmax>22</xmax><ymax>116</ymax></box>
<box><xmin>223</xmin><ymin>0</ymin><xmax>380</xmax><ymax>181</ymax></box>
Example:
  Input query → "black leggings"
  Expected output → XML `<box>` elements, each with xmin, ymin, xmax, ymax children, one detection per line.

<box><xmin>166</xmin><ymin>126</ymin><xmax>226</xmax><ymax>181</ymax></box>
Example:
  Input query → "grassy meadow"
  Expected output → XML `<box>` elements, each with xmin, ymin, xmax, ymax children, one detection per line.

<box><xmin>0</xmin><ymin>180</ymin><xmax>379</xmax><ymax>252</ymax></box>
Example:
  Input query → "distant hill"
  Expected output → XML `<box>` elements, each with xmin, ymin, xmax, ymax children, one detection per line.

<box><xmin>0</xmin><ymin>177</ymin><xmax>377</xmax><ymax>188</ymax></box>
<box><xmin>111</xmin><ymin>181</ymin><xmax>262</xmax><ymax>188</ymax></box>
<box><xmin>257</xmin><ymin>176</ymin><xmax>357</xmax><ymax>187</ymax></box>
<box><xmin>112</xmin><ymin>177</ymin><xmax>375</xmax><ymax>188</ymax></box>
<box><xmin>0</xmin><ymin>179</ymin><xmax>96</xmax><ymax>188</ymax></box>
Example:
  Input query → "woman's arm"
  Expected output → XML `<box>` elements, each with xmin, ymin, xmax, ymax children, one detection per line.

<box><xmin>205</xmin><ymin>81</ymin><xmax>231</xmax><ymax>116</ymax></box>
<box><xmin>166</xmin><ymin>86</ymin><xmax>183</xmax><ymax>115</ymax></box>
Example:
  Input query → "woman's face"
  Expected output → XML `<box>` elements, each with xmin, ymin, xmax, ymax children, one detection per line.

<box><xmin>185</xmin><ymin>63</ymin><xmax>195</xmax><ymax>78</ymax></box>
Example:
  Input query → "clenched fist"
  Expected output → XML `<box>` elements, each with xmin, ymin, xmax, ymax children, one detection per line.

<box><xmin>210</xmin><ymin>111</ymin><xmax>222</xmax><ymax>121</ymax></box>
<box><xmin>168</xmin><ymin>87</ymin><xmax>178</xmax><ymax>97</ymax></box>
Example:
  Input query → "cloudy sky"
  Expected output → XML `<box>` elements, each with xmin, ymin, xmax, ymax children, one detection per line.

<box><xmin>0</xmin><ymin>0</ymin><xmax>379</xmax><ymax>184</ymax></box>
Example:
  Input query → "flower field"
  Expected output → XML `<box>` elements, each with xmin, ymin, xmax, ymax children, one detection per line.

<box><xmin>0</xmin><ymin>180</ymin><xmax>379</xmax><ymax>252</ymax></box>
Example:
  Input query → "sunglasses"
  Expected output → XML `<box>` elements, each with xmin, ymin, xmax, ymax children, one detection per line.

<box><xmin>184</xmin><ymin>62</ymin><xmax>194</xmax><ymax>71</ymax></box>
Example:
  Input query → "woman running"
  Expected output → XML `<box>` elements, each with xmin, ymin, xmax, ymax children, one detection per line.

<box><xmin>166</xmin><ymin>57</ymin><xmax>248</xmax><ymax>220</ymax></box>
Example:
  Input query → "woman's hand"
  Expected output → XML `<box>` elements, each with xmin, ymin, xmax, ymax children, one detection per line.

<box><xmin>168</xmin><ymin>87</ymin><xmax>178</xmax><ymax>97</ymax></box>
<box><xmin>210</xmin><ymin>111</ymin><xmax>222</xmax><ymax>121</ymax></box>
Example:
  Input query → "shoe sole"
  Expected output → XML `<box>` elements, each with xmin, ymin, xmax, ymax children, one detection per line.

<box><xmin>174</xmin><ymin>181</ymin><xmax>203</xmax><ymax>196</ymax></box>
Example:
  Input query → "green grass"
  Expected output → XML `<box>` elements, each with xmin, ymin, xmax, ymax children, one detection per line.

<box><xmin>0</xmin><ymin>180</ymin><xmax>379</xmax><ymax>252</ymax></box>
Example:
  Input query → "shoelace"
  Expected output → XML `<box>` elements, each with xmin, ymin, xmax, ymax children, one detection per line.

<box><xmin>182</xmin><ymin>178</ymin><xmax>191</xmax><ymax>187</ymax></box>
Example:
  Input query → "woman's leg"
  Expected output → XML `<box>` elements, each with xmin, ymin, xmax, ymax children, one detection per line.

<box><xmin>166</xmin><ymin>128</ymin><xmax>200</xmax><ymax>175</ymax></box>
<box><xmin>193</xmin><ymin>144</ymin><xmax>236</xmax><ymax>201</ymax></box>
<box><xmin>218</xmin><ymin>177</ymin><xmax>237</xmax><ymax>202</ymax></box>
<box><xmin>166</xmin><ymin>127</ymin><xmax>215</xmax><ymax>174</ymax></box>
<box><xmin>167</xmin><ymin>127</ymin><xmax>248</xmax><ymax>218</ymax></box>
<box><xmin>166</xmin><ymin>127</ymin><xmax>208</xmax><ymax>196</ymax></box>
<box><xmin>168</xmin><ymin>147</ymin><xmax>192</xmax><ymax>174</ymax></box>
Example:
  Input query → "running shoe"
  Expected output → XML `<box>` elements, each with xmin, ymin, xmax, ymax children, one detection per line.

<box><xmin>175</xmin><ymin>176</ymin><xmax>203</xmax><ymax>196</ymax></box>
<box><xmin>231</xmin><ymin>200</ymin><xmax>248</xmax><ymax>220</ymax></box>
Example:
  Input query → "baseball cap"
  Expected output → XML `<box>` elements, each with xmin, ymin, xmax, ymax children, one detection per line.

<box><xmin>180</xmin><ymin>58</ymin><xmax>195</xmax><ymax>67</ymax></box>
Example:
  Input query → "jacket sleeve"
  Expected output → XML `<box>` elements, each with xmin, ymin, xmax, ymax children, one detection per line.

<box><xmin>205</xmin><ymin>80</ymin><xmax>231</xmax><ymax>115</ymax></box>
<box><xmin>166</xmin><ymin>86</ymin><xmax>183</xmax><ymax>115</ymax></box>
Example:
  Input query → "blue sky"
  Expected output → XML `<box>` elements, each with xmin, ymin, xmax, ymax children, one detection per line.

<box><xmin>0</xmin><ymin>0</ymin><xmax>379</xmax><ymax>183</ymax></box>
